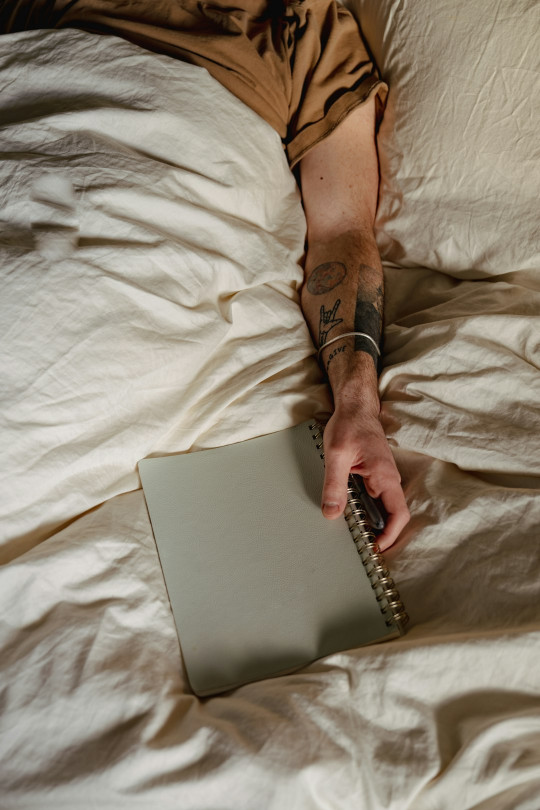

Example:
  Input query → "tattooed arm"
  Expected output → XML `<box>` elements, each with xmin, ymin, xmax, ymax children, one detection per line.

<box><xmin>298</xmin><ymin>98</ymin><xmax>409</xmax><ymax>550</ymax></box>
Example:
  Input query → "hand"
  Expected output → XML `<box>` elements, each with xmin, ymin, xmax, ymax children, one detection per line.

<box><xmin>320</xmin><ymin>405</ymin><xmax>410</xmax><ymax>551</ymax></box>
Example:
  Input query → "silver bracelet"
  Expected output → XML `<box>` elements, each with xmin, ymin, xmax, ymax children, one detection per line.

<box><xmin>317</xmin><ymin>331</ymin><xmax>381</xmax><ymax>359</ymax></box>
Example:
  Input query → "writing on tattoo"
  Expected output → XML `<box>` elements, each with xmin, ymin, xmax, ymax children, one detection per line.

<box><xmin>307</xmin><ymin>262</ymin><xmax>347</xmax><ymax>295</ymax></box>
<box><xmin>318</xmin><ymin>299</ymin><xmax>343</xmax><ymax>347</ymax></box>
<box><xmin>325</xmin><ymin>343</ymin><xmax>347</xmax><ymax>374</ymax></box>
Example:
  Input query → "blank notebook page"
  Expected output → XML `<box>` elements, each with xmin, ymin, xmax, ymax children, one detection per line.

<box><xmin>139</xmin><ymin>422</ymin><xmax>395</xmax><ymax>696</ymax></box>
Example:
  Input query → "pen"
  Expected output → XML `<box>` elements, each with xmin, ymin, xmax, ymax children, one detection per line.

<box><xmin>350</xmin><ymin>474</ymin><xmax>386</xmax><ymax>531</ymax></box>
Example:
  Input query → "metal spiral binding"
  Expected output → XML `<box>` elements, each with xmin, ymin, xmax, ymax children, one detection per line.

<box><xmin>309</xmin><ymin>421</ymin><xmax>409</xmax><ymax>631</ymax></box>
<box><xmin>308</xmin><ymin>421</ymin><xmax>325</xmax><ymax>461</ymax></box>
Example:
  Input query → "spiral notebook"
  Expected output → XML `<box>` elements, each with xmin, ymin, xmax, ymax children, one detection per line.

<box><xmin>139</xmin><ymin>420</ymin><xmax>408</xmax><ymax>696</ymax></box>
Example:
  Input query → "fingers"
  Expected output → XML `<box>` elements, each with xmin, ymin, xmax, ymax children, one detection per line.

<box><xmin>321</xmin><ymin>418</ymin><xmax>410</xmax><ymax>548</ymax></box>
<box><xmin>360</xmin><ymin>466</ymin><xmax>410</xmax><ymax>551</ymax></box>
<box><xmin>374</xmin><ymin>484</ymin><xmax>410</xmax><ymax>551</ymax></box>
<box><xmin>322</xmin><ymin>448</ymin><xmax>410</xmax><ymax>549</ymax></box>
<box><xmin>321</xmin><ymin>445</ymin><xmax>352</xmax><ymax>519</ymax></box>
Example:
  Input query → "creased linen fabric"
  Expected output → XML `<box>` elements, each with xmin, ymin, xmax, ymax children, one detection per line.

<box><xmin>0</xmin><ymin>29</ymin><xmax>324</xmax><ymax>558</ymax></box>
<box><xmin>345</xmin><ymin>0</ymin><xmax>540</xmax><ymax>277</ymax></box>
<box><xmin>0</xmin><ymin>0</ymin><xmax>387</xmax><ymax>166</ymax></box>
<box><xmin>1</xmin><ymin>10</ymin><xmax>540</xmax><ymax>810</ymax></box>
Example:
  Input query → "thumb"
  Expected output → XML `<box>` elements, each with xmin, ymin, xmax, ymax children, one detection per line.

<box><xmin>321</xmin><ymin>447</ymin><xmax>351</xmax><ymax>519</ymax></box>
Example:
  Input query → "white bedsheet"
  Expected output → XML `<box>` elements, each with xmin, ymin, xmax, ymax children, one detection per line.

<box><xmin>0</xmin><ymin>29</ymin><xmax>326</xmax><ymax>560</ymax></box>
<box><xmin>1</xmin><ymin>17</ymin><xmax>540</xmax><ymax>810</ymax></box>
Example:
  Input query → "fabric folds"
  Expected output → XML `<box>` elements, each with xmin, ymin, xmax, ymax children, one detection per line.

<box><xmin>0</xmin><ymin>0</ymin><xmax>387</xmax><ymax>166</ymax></box>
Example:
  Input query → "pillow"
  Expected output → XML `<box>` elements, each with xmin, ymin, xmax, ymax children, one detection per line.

<box><xmin>345</xmin><ymin>0</ymin><xmax>540</xmax><ymax>277</ymax></box>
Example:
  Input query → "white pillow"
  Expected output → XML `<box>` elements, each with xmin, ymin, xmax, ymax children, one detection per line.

<box><xmin>345</xmin><ymin>0</ymin><xmax>540</xmax><ymax>277</ymax></box>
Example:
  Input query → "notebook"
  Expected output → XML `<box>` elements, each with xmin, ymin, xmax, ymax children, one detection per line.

<box><xmin>139</xmin><ymin>420</ymin><xmax>408</xmax><ymax>696</ymax></box>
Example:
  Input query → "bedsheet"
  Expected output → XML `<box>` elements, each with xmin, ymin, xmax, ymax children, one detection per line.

<box><xmin>1</xmin><ymin>10</ymin><xmax>540</xmax><ymax>810</ymax></box>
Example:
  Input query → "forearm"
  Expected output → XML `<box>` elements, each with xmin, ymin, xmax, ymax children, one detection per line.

<box><xmin>297</xmin><ymin>102</ymin><xmax>409</xmax><ymax>544</ymax></box>
<box><xmin>301</xmin><ymin>228</ymin><xmax>383</xmax><ymax>414</ymax></box>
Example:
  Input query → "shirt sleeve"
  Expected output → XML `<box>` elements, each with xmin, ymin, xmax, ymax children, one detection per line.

<box><xmin>284</xmin><ymin>0</ymin><xmax>388</xmax><ymax>168</ymax></box>
<box><xmin>0</xmin><ymin>0</ymin><xmax>387</xmax><ymax>168</ymax></box>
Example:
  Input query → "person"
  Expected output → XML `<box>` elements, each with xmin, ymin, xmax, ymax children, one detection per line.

<box><xmin>0</xmin><ymin>0</ymin><xmax>410</xmax><ymax>549</ymax></box>
<box><xmin>300</xmin><ymin>105</ymin><xmax>410</xmax><ymax>551</ymax></box>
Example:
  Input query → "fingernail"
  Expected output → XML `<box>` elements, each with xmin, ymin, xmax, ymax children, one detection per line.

<box><xmin>323</xmin><ymin>502</ymin><xmax>340</xmax><ymax>515</ymax></box>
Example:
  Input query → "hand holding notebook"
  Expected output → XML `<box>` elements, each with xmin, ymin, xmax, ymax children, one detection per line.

<box><xmin>317</xmin><ymin>408</ymin><xmax>410</xmax><ymax>550</ymax></box>
<box><xmin>139</xmin><ymin>421</ymin><xmax>408</xmax><ymax>696</ymax></box>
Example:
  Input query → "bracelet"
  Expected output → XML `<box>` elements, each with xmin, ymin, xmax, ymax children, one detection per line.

<box><xmin>317</xmin><ymin>331</ymin><xmax>381</xmax><ymax>359</ymax></box>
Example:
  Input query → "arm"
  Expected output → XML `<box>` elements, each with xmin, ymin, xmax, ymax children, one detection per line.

<box><xmin>299</xmin><ymin>98</ymin><xmax>409</xmax><ymax>550</ymax></box>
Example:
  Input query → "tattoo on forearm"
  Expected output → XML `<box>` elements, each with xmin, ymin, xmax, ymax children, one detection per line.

<box><xmin>307</xmin><ymin>262</ymin><xmax>347</xmax><ymax>295</ymax></box>
<box><xmin>318</xmin><ymin>299</ymin><xmax>343</xmax><ymax>346</ymax></box>
<box><xmin>325</xmin><ymin>343</ymin><xmax>347</xmax><ymax>374</ymax></box>
<box><xmin>354</xmin><ymin>270</ymin><xmax>383</xmax><ymax>365</ymax></box>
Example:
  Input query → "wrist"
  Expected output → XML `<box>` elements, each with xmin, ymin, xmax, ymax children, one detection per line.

<box><xmin>324</xmin><ymin>344</ymin><xmax>381</xmax><ymax>416</ymax></box>
<box><xmin>333</xmin><ymin>382</ymin><xmax>381</xmax><ymax>419</ymax></box>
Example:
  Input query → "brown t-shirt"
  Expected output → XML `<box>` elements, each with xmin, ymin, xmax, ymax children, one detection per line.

<box><xmin>1</xmin><ymin>0</ymin><xmax>387</xmax><ymax>166</ymax></box>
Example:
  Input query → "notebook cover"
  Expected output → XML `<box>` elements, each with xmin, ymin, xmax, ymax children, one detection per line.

<box><xmin>139</xmin><ymin>421</ymin><xmax>400</xmax><ymax>696</ymax></box>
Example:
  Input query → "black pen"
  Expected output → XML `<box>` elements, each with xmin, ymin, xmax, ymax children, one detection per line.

<box><xmin>349</xmin><ymin>474</ymin><xmax>386</xmax><ymax>531</ymax></box>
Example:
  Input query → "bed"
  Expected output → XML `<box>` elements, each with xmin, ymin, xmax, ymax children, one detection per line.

<box><xmin>1</xmin><ymin>0</ymin><xmax>539</xmax><ymax>806</ymax></box>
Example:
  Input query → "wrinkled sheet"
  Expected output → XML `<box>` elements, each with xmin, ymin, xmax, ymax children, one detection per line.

<box><xmin>1</xmin><ymin>22</ymin><xmax>540</xmax><ymax>810</ymax></box>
